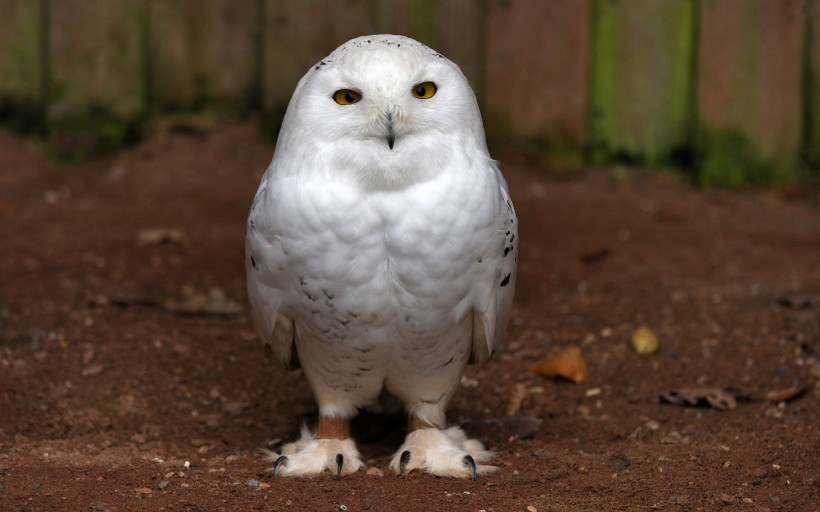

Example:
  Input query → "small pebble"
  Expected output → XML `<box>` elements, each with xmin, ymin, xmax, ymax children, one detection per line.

<box><xmin>527</xmin><ymin>506</ymin><xmax>538</xmax><ymax>512</ymax></box>
<box><xmin>81</xmin><ymin>364</ymin><xmax>105</xmax><ymax>377</ymax></box>
<box><xmin>81</xmin><ymin>344</ymin><xmax>96</xmax><ymax>365</ymax></box>
<box><xmin>585</xmin><ymin>387</ymin><xmax>602</xmax><ymax>397</ymax></box>
<box><xmin>157</xmin><ymin>480</ymin><xmax>169</xmax><ymax>490</ymax></box>
<box><xmin>223</xmin><ymin>401</ymin><xmax>249</xmax><ymax>416</ymax></box>
<box><xmin>245</xmin><ymin>479</ymin><xmax>260</xmax><ymax>489</ymax></box>
<box><xmin>643</xmin><ymin>420</ymin><xmax>659</xmax><ymax>431</ymax></box>
<box><xmin>366</xmin><ymin>467</ymin><xmax>384</xmax><ymax>477</ymax></box>
<box><xmin>172</xmin><ymin>343</ymin><xmax>191</xmax><ymax>356</ymax></box>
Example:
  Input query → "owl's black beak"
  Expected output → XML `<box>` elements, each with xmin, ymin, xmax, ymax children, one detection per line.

<box><xmin>385</xmin><ymin>111</ymin><xmax>395</xmax><ymax>150</ymax></box>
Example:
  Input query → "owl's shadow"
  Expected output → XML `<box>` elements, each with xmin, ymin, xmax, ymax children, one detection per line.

<box><xmin>350</xmin><ymin>410</ymin><xmax>408</xmax><ymax>459</ymax></box>
<box><xmin>295</xmin><ymin>407</ymin><xmax>494</xmax><ymax>463</ymax></box>
<box><xmin>287</xmin><ymin>409</ymin><xmax>406</xmax><ymax>461</ymax></box>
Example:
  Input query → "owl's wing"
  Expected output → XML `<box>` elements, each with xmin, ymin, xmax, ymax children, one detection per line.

<box><xmin>245</xmin><ymin>176</ymin><xmax>300</xmax><ymax>370</ymax></box>
<box><xmin>470</xmin><ymin>172</ymin><xmax>518</xmax><ymax>367</ymax></box>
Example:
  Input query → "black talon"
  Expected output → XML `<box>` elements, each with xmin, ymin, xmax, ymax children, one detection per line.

<box><xmin>399</xmin><ymin>450</ymin><xmax>411</xmax><ymax>477</ymax></box>
<box><xmin>273</xmin><ymin>455</ymin><xmax>288</xmax><ymax>476</ymax></box>
<box><xmin>463</xmin><ymin>454</ymin><xmax>476</xmax><ymax>481</ymax></box>
<box><xmin>335</xmin><ymin>453</ymin><xmax>344</xmax><ymax>480</ymax></box>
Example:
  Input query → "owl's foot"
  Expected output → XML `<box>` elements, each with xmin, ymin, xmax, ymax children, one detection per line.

<box><xmin>263</xmin><ymin>428</ymin><xmax>364</xmax><ymax>478</ymax></box>
<box><xmin>389</xmin><ymin>426</ymin><xmax>496</xmax><ymax>479</ymax></box>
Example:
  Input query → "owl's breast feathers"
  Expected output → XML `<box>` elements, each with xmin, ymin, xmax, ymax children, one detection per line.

<box><xmin>246</xmin><ymin>157</ymin><xmax>515</xmax><ymax>367</ymax></box>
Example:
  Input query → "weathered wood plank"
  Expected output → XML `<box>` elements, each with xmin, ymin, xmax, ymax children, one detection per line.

<box><xmin>808</xmin><ymin>0</ymin><xmax>820</xmax><ymax>169</ymax></box>
<box><xmin>373</xmin><ymin>0</ymin><xmax>414</xmax><ymax>36</ymax></box>
<box><xmin>432</xmin><ymin>0</ymin><xmax>485</xmax><ymax>97</ymax></box>
<box><xmin>485</xmin><ymin>0</ymin><xmax>591</xmax><ymax>150</ymax></box>
<box><xmin>261</xmin><ymin>0</ymin><xmax>375</xmax><ymax>135</ymax></box>
<box><xmin>590</xmin><ymin>0</ymin><xmax>695</xmax><ymax>165</ymax></box>
<box><xmin>48</xmin><ymin>0</ymin><xmax>145</xmax><ymax>157</ymax></box>
<box><xmin>697</xmin><ymin>0</ymin><xmax>805</xmax><ymax>185</ymax></box>
<box><xmin>0</xmin><ymin>0</ymin><xmax>45</xmax><ymax>132</ymax></box>
<box><xmin>373</xmin><ymin>0</ymin><xmax>483</xmax><ymax>91</ymax></box>
<box><xmin>149</xmin><ymin>0</ymin><xmax>259</xmax><ymax>112</ymax></box>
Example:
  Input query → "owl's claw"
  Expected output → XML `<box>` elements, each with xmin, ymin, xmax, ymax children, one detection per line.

<box><xmin>263</xmin><ymin>434</ymin><xmax>363</xmax><ymax>477</ymax></box>
<box><xmin>399</xmin><ymin>450</ymin><xmax>411</xmax><ymax>476</ymax></box>
<box><xmin>335</xmin><ymin>453</ymin><xmax>344</xmax><ymax>480</ymax></box>
<box><xmin>463</xmin><ymin>454</ymin><xmax>476</xmax><ymax>481</ymax></box>
<box><xmin>389</xmin><ymin>427</ymin><xmax>495</xmax><ymax>478</ymax></box>
<box><xmin>273</xmin><ymin>455</ymin><xmax>288</xmax><ymax>476</ymax></box>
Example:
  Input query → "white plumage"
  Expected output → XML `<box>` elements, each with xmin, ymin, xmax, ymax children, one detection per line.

<box><xmin>246</xmin><ymin>34</ymin><xmax>517</xmax><ymax>478</ymax></box>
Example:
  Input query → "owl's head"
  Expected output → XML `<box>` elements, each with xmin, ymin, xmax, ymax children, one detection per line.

<box><xmin>276</xmin><ymin>35</ymin><xmax>489</xmax><ymax>189</ymax></box>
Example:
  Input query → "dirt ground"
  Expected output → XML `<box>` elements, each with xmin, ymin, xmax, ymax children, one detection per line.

<box><xmin>1</xmin><ymin>120</ymin><xmax>818</xmax><ymax>511</ymax></box>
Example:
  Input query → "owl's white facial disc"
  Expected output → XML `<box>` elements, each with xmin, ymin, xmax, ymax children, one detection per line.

<box><xmin>278</xmin><ymin>35</ymin><xmax>488</xmax><ymax>190</ymax></box>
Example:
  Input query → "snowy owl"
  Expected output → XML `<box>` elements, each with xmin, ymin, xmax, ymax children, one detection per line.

<box><xmin>245</xmin><ymin>34</ymin><xmax>517</xmax><ymax>479</ymax></box>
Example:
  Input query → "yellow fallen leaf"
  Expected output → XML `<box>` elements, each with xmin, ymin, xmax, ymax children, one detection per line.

<box><xmin>530</xmin><ymin>345</ymin><xmax>589</xmax><ymax>383</ymax></box>
<box><xmin>631</xmin><ymin>327</ymin><xmax>659</xmax><ymax>354</ymax></box>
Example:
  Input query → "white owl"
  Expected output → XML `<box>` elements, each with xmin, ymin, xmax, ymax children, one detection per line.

<box><xmin>246</xmin><ymin>34</ymin><xmax>517</xmax><ymax>479</ymax></box>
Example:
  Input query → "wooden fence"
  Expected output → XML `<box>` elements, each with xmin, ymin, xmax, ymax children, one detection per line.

<box><xmin>0</xmin><ymin>0</ymin><xmax>818</xmax><ymax>184</ymax></box>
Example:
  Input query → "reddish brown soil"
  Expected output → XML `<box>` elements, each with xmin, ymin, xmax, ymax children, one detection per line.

<box><xmin>1</xmin><ymin>121</ymin><xmax>818</xmax><ymax>511</ymax></box>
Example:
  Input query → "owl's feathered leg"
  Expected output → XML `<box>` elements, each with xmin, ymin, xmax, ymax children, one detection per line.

<box><xmin>264</xmin><ymin>414</ymin><xmax>364</xmax><ymax>478</ymax></box>
<box><xmin>389</xmin><ymin>414</ymin><xmax>496</xmax><ymax>479</ymax></box>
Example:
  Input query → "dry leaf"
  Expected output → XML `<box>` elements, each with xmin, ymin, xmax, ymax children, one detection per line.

<box><xmin>775</xmin><ymin>297</ymin><xmax>813</xmax><ymax>310</ymax></box>
<box><xmin>660</xmin><ymin>387</ymin><xmax>737</xmax><ymax>411</ymax></box>
<box><xmin>579</xmin><ymin>248</ymin><xmax>612</xmax><ymax>264</ymax></box>
<box><xmin>137</xmin><ymin>228</ymin><xmax>186</xmax><ymax>245</ymax></box>
<box><xmin>530</xmin><ymin>345</ymin><xmax>589</xmax><ymax>383</ymax></box>
<box><xmin>505</xmin><ymin>383</ymin><xmax>531</xmax><ymax>416</ymax></box>
<box><xmin>764</xmin><ymin>385</ymin><xmax>804</xmax><ymax>403</ymax></box>
<box><xmin>163</xmin><ymin>286</ymin><xmax>242</xmax><ymax>316</ymax></box>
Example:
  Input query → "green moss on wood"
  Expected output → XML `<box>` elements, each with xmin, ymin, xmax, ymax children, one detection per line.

<box><xmin>589</xmin><ymin>0</ymin><xmax>695</xmax><ymax>167</ymax></box>
<box><xmin>0</xmin><ymin>97</ymin><xmax>45</xmax><ymax>135</ymax></box>
<box><xmin>47</xmin><ymin>106</ymin><xmax>142</xmax><ymax>160</ymax></box>
<box><xmin>0</xmin><ymin>3</ymin><xmax>44</xmax><ymax>95</ymax></box>
<box><xmin>412</xmin><ymin>0</ymin><xmax>436</xmax><ymax>48</ymax></box>
<box><xmin>807</xmin><ymin>0</ymin><xmax>820</xmax><ymax>170</ymax></box>
<box><xmin>0</xmin><ymin>1</ymin><xmax>46</xmax><ymax>134</ymax></box>
<box><xmin>696</xmin><ymin>128</ymin><xmax>796</xmax><ymax>186</ymax></box>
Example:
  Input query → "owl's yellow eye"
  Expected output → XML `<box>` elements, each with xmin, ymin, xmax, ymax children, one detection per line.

<box><xmin>412</xmin><ymin>81</ymin><xmax>437</xmax><ymax>99</ymax></box>
<box><xmin>333</xmin><ymin>89</ymin><xmax>362</xmax><ymax>105</ymax></box>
